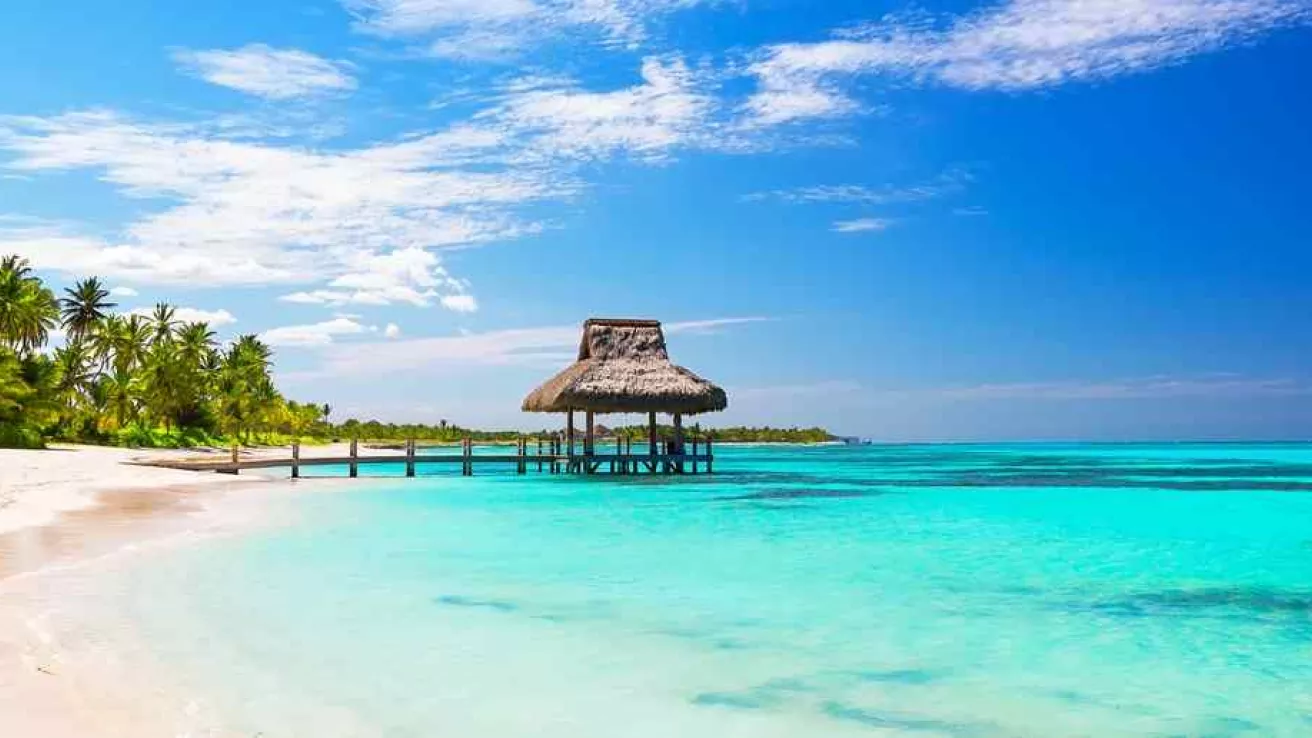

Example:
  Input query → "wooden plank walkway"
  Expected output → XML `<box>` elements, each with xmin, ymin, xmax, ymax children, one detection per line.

<box><xmin>141</xmin><ymin>438</ymin><xmax>715</xmax><ymax>478</ymax></box>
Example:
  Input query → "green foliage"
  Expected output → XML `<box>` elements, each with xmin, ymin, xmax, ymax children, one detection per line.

<box><xmin>611</xmin><ymin>424</ymin><xmax>835</xmax><ymax>443</ymax></box>
<box><xmin>0</xmin><ymin>255</ymin><xmax>60</xmax><ymax>356</ymax></box>
<box><xmin>0</xmin><ymin>422</ymin><xmax>44</xmax><ymax>449</ymax></box>
<box><xmin>0</xmin><ymin>253</ymin><xmax>331</xmax><ymax>449</ymax></box>
<box><xmin>324</xmin><ymin>418</ymin><xmax>531</xmax><ymax>443</ymax></box>
<box><xmin>1</xmin><ymin>253</ymin><xmax>836</xmax><ymax>451</ymax></box>
<box><xmin>321</xmin><ymin>418</ymin><xmax>834</xmax><ymax>444</ymax></box>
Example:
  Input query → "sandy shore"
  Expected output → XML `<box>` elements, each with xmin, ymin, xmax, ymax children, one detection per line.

<box><xmin>0</xmin><ymin>444</ymin><xmax>319</xmax><ymax>738</ymax></box>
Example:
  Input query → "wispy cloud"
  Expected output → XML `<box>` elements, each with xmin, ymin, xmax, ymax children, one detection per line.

<box><xmin>489</xmin><ymin>56</ymin><xmax>715</xmax><ymax>161</ymax></box>
<box><xmin>108</xmin><ymin>286</ymin><xmax>139</xmax><ymax>297</ymax></box>
<box><xmin>748</xmin><ymin>169</ymin><xmax>972</xmax><ymax>206</ymax></box>
<box><xmin>745</xmin><ymin>0</ymin><xmax>1310</xmax><ymax>125</ymax></box>
<box><xmin>346</xmin><ymin>0</ymin><xmax>717</xmax><ymax>58</ymax></box>
<box><xmin>305</xmin><ymin>316</ymin><xmax>766</xmax><ymax>376</ymax></box>
<box><xmin>0</xmin><ymin>111</ymin><xmax>562</xmax><ymax>307</ymax></box>
<box><xmin>260</xmin><ymin>317</ymin><xmax>372</xmax><ymax>347</ymax></box>
<box><xmin>0</xmin><ymin>49</ymin><xmax>726</xmax><ymax>306</ymax></box>
<box><xmin>173</xmin><ymin>44</ymin><xmax>357</xmax><ymax>99</ymax></box>
<box><xmin>832</xmin><ymin>217</ymin><xmax>893</xmax><ymax>233</ymax></box>
<box><xmin>440</xmin><ymin>294</ymin><xmax>479</xmax><ymax>312</ymax></box>
<box><xmin>126</xmin><ymin>306</ymin><xmax>238</xmax><ymax>327</ymax></box>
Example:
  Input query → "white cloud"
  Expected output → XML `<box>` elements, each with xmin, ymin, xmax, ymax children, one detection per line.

<box><xmin>174</xmin><ymin>45</ymin><xmax>357</xmax><ymax>99</ymax></box>
<box><xmin>492</xmin><ymin>57</ymin><xmax>714</xmax><ymax>161</ymax></box>
<box><xmin>126</xmin><ymin>306</ymin><xmax>238</xmax><ymax>326</ymax></box>
<box><xmin>0</xmin><ymin>110</ymin><xmax>565</xmax><ymax>303</ymax></box>
<box><xmin>832</xmin><ymin>218</ymin><xmax>893</xmax><ymax>233</ymax></box>
<box><xmin>748</xmin><ymin>169</ymin><xmax>972</xmax><ymax>206</ymax></box>
<box><xmin>306</xmin><ymin>316</ymin><xmax>765</xmax><ymax>376</ymax></box>
<box><xmin>0</xmin><ymin>50</ymin><xmax>723</xmax><ymax>304</ymax></box>
<box><xmin>746</xmin><ymin>0</ymin><xmax>1310</xmax><ymax>124</ymax></box>
<box><xmin>259</xmin><ymin>317</ymin><xmax>369</xmax><ymax>347</ymax></box>
<box><xmin>440</xmin><ymin>294</ymin><xmax>479</xmax><ymax>312</ymax></box>
<box><xmin>664</xmin><ymin>317</ymin><xmax>770</xmax><ymax>335</ymax></box>
<box><xmin>346</xmin><ymin>0</ymin><xmax>715</xmax><ymax>57</ymax></box>
<box><xmin>384</xmin><ymin>322</ymin><xmax>402</xmax><ymax>338</ymax></box>
<box><xmin>108</xmin><ymin>286</ymin><xmax>139</xmax><ymax>297</ymax></box>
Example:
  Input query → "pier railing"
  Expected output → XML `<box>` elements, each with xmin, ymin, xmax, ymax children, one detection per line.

<box><xmin>146</xmin><ymin>434</ymin><xmax>714</xmax><ymax>478</ymax></box>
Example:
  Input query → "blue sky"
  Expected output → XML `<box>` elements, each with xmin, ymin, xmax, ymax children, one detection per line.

<box><xmin>2</xmin><ymin>0</ymin><xmax>1311</xmax><ymax>440</ymax></box>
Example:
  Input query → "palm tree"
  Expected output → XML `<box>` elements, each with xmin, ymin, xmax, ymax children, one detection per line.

<box><xmin>91</xmin><ymin>314</ymin><xmax>152</xmax><ymax>378</ymax></box>
<box><xmin>177</xmin><ymin>322</ymin><xmax>217</xmax><ymax>366</ymax></box>
<box><xmin>53</xmin><ymin>341</ymin><xmax>95</xmax><ymax>405</ymax></box>
<box><xmin>140</xmin><ymin>338</ymin><xmax>186</xmax><ymax>431</ymax></box>
<box><xmin>0</xmin><ymin>257</ymin><xmax>59</xmax><ymax>355</ymax></box>
<box><xmin>60</xmin><ymin>277</ymin><xmax>116</xmax><ymax>341</ymax></box>
<box><xmin>0</xmin><ymin>255</ymin><xmax>33</xmax><ymax>279</ymax></box>
<box><xmin>149</xmin><ymin>303</ymin><xmax>178</xmax><ymax>343</ymax></box>
<box><xmin>100</xmin><ymin>368</ymin><xmax>139</xmax><ymax>430</ymax></box>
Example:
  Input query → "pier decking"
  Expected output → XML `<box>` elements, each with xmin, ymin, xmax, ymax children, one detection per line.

<box><xmin>146</xmin><ymin>436</ymin><xmax>715</xmax><ymax>478</ymax></box>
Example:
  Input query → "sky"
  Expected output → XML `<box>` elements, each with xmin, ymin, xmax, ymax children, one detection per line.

<box><xmin>2</xmin><ymin>0</ymin><xmax>1311</xmax><ymax>441</ymax></box>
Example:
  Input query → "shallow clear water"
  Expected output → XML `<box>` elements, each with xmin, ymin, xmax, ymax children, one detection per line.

<box><xmin>119</xmin><ymin>444</ymin><xmax>1312</xmax><ymax>736</ymax></box>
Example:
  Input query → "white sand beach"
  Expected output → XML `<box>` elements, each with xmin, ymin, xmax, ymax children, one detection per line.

<box><xmin>0</xmin><ymin>444</ymin><xmax>315</xmax><ymax>738</ymax></box>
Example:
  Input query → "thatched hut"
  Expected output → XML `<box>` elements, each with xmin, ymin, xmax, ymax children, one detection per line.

<box><xmin>523</xmin><ymin>318</ymin><xmax>727</xmax><ymax>456</ymax></box>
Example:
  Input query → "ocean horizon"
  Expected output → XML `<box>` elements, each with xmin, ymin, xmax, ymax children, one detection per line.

<box><xmin>48</xmin><ymin>441</ymin><xmax>1309</xmax><ymax>736</ymax></box>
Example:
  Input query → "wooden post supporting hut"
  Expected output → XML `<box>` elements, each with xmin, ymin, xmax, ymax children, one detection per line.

<box><xmin>521</xmin><ymin>318</ymin><xmax>726</xmax><ymax>475</ymax></box>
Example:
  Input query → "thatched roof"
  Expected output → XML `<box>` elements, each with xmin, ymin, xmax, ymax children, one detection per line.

<box><xmin>522</xmin><ymin>318</ymin><xmax>728</xmax><ymax>415</ymax></box>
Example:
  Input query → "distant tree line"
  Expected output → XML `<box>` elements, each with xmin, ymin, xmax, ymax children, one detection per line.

<box><xmin>326</xmin><ymin>420</ymin><xmax>835</xmax><ymax>445</ymax></box>
<box><xmin>611</xmin><ymin>424</ymin><xmax>835</xmax><ymax>444</ymax></box>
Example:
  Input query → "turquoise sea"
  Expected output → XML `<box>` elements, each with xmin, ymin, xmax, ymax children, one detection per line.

<box><xmin>115</xmin><ymin>443</ymin><xmax>1312</xmax><ymax>736</ymax></box>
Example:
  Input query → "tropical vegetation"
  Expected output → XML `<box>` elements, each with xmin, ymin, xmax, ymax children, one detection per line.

<box><xmin>0</xmin><ymin>256</ymin><xmax>330</xmax><ymax>448</ymax></box>
<box><xmin>2</xmin><ymin>255</ymin><xmax>834</xmax><ymax>449</ymax></box>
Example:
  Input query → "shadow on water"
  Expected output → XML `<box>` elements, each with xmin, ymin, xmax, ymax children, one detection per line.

<box><xmin>822</xmin><ymin>701</ymin><xmax>984</xmax><ymax>735</ymax></box>
<box><xmin>715</xmin><ymin>488</ymin><xmax>886</xmax><ymax>502</ymax></box>
<box><xmin>690</xmin><ymin>678</ymin><xmax>811</xmax><ymax>711</ymax></box>
<box><xmin>1077</xmin><ymin>586</ymin><xmax>1312</xmax><ymax>620</ymax></box>
<box><xmin>434</xmin><ymin>595</ymin><xmax>519</xmax><ymax>613</ymax></box>
<box><xmin>853</xmin><ymin>668</ymin><xmax>943</xmax><ymax>686</ymax></box>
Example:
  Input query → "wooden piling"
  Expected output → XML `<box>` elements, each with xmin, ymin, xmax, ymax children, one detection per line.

<box><xmin>462</xmin><ymin>438</ymin><xmax>472</xmax><ymax>476</ymax></box>
<box><xmin>405</xmin><ymin>438</ymin><xmax>416</xmax><ymax>478</ymax></box>
<box><xmin>691</xmin><ymin>434</ymin><xmax>699</xmax><ymax>474</ymax></box>
<box><xmin>707</xmin><ymin>435</ymin><xmax>714</xmax><ymax>474</ymax></box>
<box><xmin>585</xmin><ymin>411</ymin><xmax>595</xmax><ymax>457</ymax></box>
<box><xmin>349</xmin><ymin>438</ymin><xmax>359</xmax><ymax>478</ymax></box>
<box><xmin>673</xmin><ymin>414</ymin><xmax>685</xmax><ymax>474</ymax></box>
<box><xmin>537</xmin><ymin>437</ymin><xmax>543</xmax><ymax>472</ymax></box>
<box><xmin>291</xmin><ymin>441</ymin><xmax>300</xmax><ymax>479</ymax></box>
<box><xmin>566</xmin><ymin>410</ymin><xmax>575</xmax><ymax>459</ymax></box>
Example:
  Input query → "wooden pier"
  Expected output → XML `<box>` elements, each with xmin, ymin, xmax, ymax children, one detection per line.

<box><xmin>146</xmin><ymin>435</ymin><xmax>714</xmax><ymax>478</ymax></box>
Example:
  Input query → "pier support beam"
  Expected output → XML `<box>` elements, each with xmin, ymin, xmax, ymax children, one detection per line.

<box><xmin>566</xmin><ymin>410</ymin><xmax>575</xmax><ymax>459</ymax></box>
<box><xmin>292</xmin><ymin>441</ymin><xmax>300</xmax><ymax>479</ymax></box>
<box><xmin>405</xmin><ymin>438</ymin><xmax>416</xmax><ymax>478</ymax></box>
<box><xmin>673</xmin><ymin>413</ymin><xmax>685</xmax><ymax>474</ymax></box>
<box><xmin>585</xmin><ymin>411</ymin><xmax>595</xmax><ymax>458</ymax></box>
